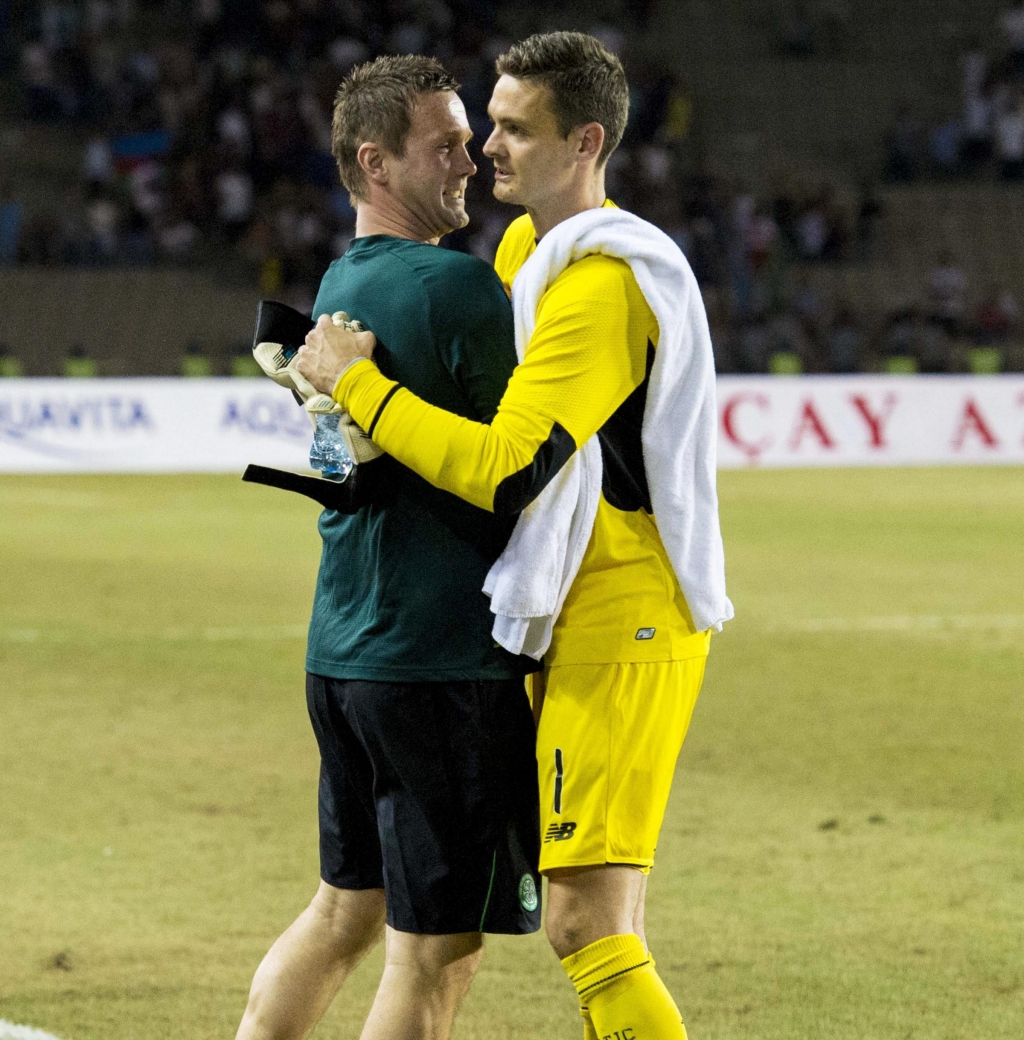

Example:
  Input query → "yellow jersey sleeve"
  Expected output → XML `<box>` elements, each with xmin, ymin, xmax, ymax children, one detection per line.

<box><xmin>334</xmin><ymin>254</ymin><xmax>658</xmax><ymax>515</ymax></box>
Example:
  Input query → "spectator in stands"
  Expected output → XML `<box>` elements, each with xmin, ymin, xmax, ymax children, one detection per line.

<box><xmin>821</xmin><ymin>185</ymin><xmax>850</xmax><ymax>261</ymax></box>
<box><xmin>180</xmin><ymin>338</ymin><xmax>214</xmax><ymax>378</ymax></box>
<box><xmin>879</xmin><ymin>304</ymin><xmax>952</xmax><ymax>374</ymax></box>
<box><xmin>0</xmin><ymin>180</ymin><xmax>24</xmax><ymax>266</ymax></box>
<box><xmin>855</xmin><ymin>179</ymin><xmax>883</xmax><ymax>262</ymax></box>
<box><xmin>816</xmin><ymin>0</ymin><xmax>851</xmax><ymax>54</ymax></box>
<box><xmin>795</xmin><ymin>194</ymin><xmax>831</xmax><ymax>261</ymax></box>
<box><xmin>768</xmin><ymin>309</ymin><xmax>815</xmax><ymax>374</ymax></box>
<box><xmin>1000</xmin><ymin>2</ymin><xmax>1024</xmax><ymax>74</ymax></box>
<box><xmin>230</xmin><ymin>345</ymin><xmax>261</xmax><ymax>378</ymax></box>
<box><xmin>916</xmin><ymin>317</ymin><xmax>951</xmax><ymax>374</ymax></box>
<box><xmin>20</xmin><ymin>33</ymin><xmax>60</xmax><ymax>121</ymax></box>
<box><xmin>972</xmin><ymin>284</ymin><xmax>1020</xmax><ymax>344</ymax></box>
<box><xmin>734</xmin><ymin>317</ymin><xmax>773</xmax><ymax>374</ymax></box>
<box><xmin>156</xmin><ymin>206</ymin><xmax>201</xmax><ymax>262</ymax></box>
<box><xmin>961</xmin><ymin>38</ymin><xmax>989</xmax><ymax>114</ymax></box>
<box><xmin>926</xmin><ymin>250</ymin><xmax>968</xmax><ymax>334</ymax></box>
<box><xmin>878</xmin><ymin>304</ymin><xmax>920</xmax><ymax>372</ymax></box>
<box><xmin>825</xmin><ymin>305</ymin><xmax>864</xmax><ymax>374</ymax></box>
<box><xmin>928</xmin><ymin>117</ymin><xmax>962</xmax><ymax>177</ymax></box>
<box><xmin>63</xmin><ymin>343</ymin><xmax>97</xmax><ymax>378</ymax></box>
<box><xmin>0</xmin><ymin>0</ymin><xmax>12</xmax><ymax>65</ymax></box>
<box><xmin>745</xmin><ymin>203</ymin><xmax>780</xmax><ymax>272</ymax></box>
<box><xmin>764</xmin><ymin>179</ymin><xmax>795</xmax><ymax>255</ymax></box>
<box><xmin>122</xmin><ymin>204</ymin><xmax>155</xmax><ymax>265</ymax></box>
<box><xmin>995</xmin><ymin>92</ymin><xmax>1024</xmax><ymax>179</ymax></box>
<box><xmin>83</xmin><ymin>190</ymin><xmax>120</xmax><ymax>264</ymax></box>
<box><xmin>791</xmin><ymin>271</ymin><xmax>827</xmax><ymax>345</ymax></box>
<box><xmin>0</xmin><ymin>343</ymin><xmax>25</xmax><ymax>378</ymax></box>
<box><xmin>83</xmin><ymin>134</ymin><xmax>114</xmax><ymax>187</ymax></box>
<box><xmin>215</xmin><ymin>166</ymin><xmax>254</xmax><ymax>241</ymax></box>
<box><xmin>962</xmin><ymin>81</ymin><xmax>995</xmax><ymax>172</ymax></box>
<box><xmin>777</xmin><ymin>2</ymin><xmax>815</xmax><ymax>58</ymax></box>
<box><xmin>883</xmin><ymin>106</ymin><xmax>923</xmax><ymax>182</ymax></box>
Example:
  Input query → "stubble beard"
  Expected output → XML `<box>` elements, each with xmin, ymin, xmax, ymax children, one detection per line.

<box><xmin>492</xmin><ymin>180</ymin><xmax>519</xmax><ymax>206</ymax></box>
<box><xmin>448</xmin><ymin>199</ymin><xmax>470</xmax><ymax>229</ymax></box>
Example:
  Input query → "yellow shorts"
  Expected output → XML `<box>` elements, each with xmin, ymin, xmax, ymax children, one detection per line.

<box><xmin>532</xmin><ymin>657</ymin><xmax>706</xmax><ymax>874</ymax></box>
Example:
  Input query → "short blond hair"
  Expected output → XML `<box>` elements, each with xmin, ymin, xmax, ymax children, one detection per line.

<box><xmin>332</xmin><ymin>55</ymin><xmax>459</xmax><ymax>201</ymax></box>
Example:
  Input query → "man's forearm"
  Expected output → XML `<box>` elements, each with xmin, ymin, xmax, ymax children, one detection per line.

<box><xmin>332</xmin><ymin>359</ymin><xmax>395</xmax><ymax>434</ymax></box>
<box><xmin>334</xmin><ymin>361</ymin><xmax>555</xmax><ymax>514</ymax></box>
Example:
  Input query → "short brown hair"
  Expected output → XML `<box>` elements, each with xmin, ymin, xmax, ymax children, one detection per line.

<box><xmin>332</xmin><ymin>54</ymin><xmax>458</xmax><ymax>201</ymax></box>
<box><xmin>495</xmin><ymin>32</ymin><xmax>629</xmax><ymax>164</ymax></box>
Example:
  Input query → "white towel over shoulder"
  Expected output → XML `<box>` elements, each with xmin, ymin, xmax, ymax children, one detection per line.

<box><xmin>483</xmin><ymin>207</ymin><xmax>734</xmax><ymax>659</ymax></box>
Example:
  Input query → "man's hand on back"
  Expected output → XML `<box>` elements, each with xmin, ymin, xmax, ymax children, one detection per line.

<box><xmin>295</xmin><ymin>314</ymin><xmax>378</xmax><ymax>395</ymax></box>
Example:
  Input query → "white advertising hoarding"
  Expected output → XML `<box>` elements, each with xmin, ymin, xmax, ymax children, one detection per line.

<box><xmin>0</xmin><ymin>376</ymin><xmax>1022</xmax><ymax>474</ymax></box>
<box><xmin>716</xmin><ymin>375</ymin><xmax>1024</xmax><ymax>468</ymax></box>
<box><xmin>0</xmin><ymin>379</ymin><xmax>311</xmax><ymax>474</ymax></box>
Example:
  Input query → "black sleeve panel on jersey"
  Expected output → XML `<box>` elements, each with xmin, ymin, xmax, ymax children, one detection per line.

<box><xmin>492</xmin><ymin>422</ymin><xmax>577</xmax><ymax>516</ymax></box>
<box><xmin>598</xmin><ymin>340</ymin><xmax>655</xmax><ymax>514</ymax></box>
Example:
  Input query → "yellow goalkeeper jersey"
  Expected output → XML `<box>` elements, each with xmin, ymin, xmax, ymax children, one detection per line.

<box><xmin>335</xmin><ymin>209</ymin><xmax>711</xmax><ymax>666</ymax></box>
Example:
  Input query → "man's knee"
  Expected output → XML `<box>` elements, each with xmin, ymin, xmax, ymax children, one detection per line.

<box><xmin>442</xmin><ymin>938</ymin><xmax>484</xmax><ymax>996</ymax></box>
<box><xmin>237</xmin><ymin>887</ymin><xmax>386</xmax><ymax>1040</ymax></box>
<box><xmin>286</xmin><ymin>877</ymin><xmax>386</xmax><ymax>973</ymax></box>
<box><xmin>309</xmin><ymin>881</ymin><xmax>386</xmax><ymax>958</ymax></box>
<box><xmin>544</xmin><ymin>866</ymin><xmax>644</xmax><ymax>960</ymax></box>
<box><xmin>545</xmin><ymin>901</ymin><xmax>592</xmax><ymax>960</ymax></box>
<box><xmin>385</xmin><ymin>929</ymin><xmax>484</xmax><ymax>994</ymax></box>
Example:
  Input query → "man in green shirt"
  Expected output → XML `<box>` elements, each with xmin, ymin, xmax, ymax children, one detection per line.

<box><xmin>235</xmin><ymin>56</ymin><xmax>540</xmax><ymax>1040</ymax></box>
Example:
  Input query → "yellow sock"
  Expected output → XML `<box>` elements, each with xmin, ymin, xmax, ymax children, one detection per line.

<box><xmin>563</xmin><ymin>933</ymin><xmax>687</xmax><ymax>1039</ymax></box>
<box><xmin>580</xmin><ymin>1004</ymin><xmax>599</xmax><ymax>1040</ymax></box>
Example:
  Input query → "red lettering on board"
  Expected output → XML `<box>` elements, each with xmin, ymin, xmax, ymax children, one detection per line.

<box><xmin>951</xmin><ymin>398</ymin><xmax>999</xmax><ymax>450</ymax></box>
<box><xmin>789</xmin><ymin>399</ymin><xmax>836</xmax><ymax>450</ymax></box>
<box><xmin>721</xmin><ymin>393</ymin><xmax>773</xmax><ymax>461</ymax></box>
<box><xmin>850</xmin><ymin>393</ymin><xmax>898</xmax><ymax>449</ymax></box>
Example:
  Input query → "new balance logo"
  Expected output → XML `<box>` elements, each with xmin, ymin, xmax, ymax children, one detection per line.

<box><xmin>544</xmin><ymin>821</ymin><xmax>577</xmax><ymax>842</ymax></box>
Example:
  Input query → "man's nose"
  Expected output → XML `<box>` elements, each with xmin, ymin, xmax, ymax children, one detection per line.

<box><xmin>457</xmin><ymin>144</ymin><xmax>477</xmax><ymax>177</ymax></box>
<box><xmin>482</xmin><ymin>127</ymin><xmax>501</xmax><ymax>159</ymax></box>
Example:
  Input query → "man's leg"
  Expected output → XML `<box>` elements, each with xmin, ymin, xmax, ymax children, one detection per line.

<box><xmin>236</xmin><ymin>881</ymin><xmax>386</xmax><ymax>1040</ymax></box>
<box><xmin>536</xmin><ymin>660</ymin><xmax>707</xmax><ymax>1039</ymax></box>
<box><xmin>547</xmin><ymin>865</ymin><xmax>685</xmax><ymax>1040</ymax></box>
<box><xmin>633</xmin><ymin>871</ymin><xmax>649</xmax><ymax>951</ymax></box>
<box><xmin>359</xmin><ymin>927</ymin><xmax>484</xmax><ymax>1040</ymax></box>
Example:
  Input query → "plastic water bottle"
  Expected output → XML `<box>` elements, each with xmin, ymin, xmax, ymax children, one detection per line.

<box><xmin>309</xmin><ymin>413</ymin><xmax>354</xmax><ymax>481</ymax></box>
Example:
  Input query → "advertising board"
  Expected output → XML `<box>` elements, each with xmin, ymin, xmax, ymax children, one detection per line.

<box><xmin>1</xmin><ymin>377</ymin><xmax>1022</xmax><ymax>473</ymax></box>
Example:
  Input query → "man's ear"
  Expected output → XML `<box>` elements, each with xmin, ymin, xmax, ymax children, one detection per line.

<box><xmin>357</xmin><ymin>142</ymin><xmax>388</xmax><ymax>187</ymax></box>
<box><xmin>575</xmin><ymin>122</ymin><xmax>606</xmax><ymax>165</ymax></box>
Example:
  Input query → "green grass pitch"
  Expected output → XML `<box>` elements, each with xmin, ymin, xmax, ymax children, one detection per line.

<box><xmin>1</xmin><ymin>468</ymin><xmax>1022</xmax><ymax>1040</ymax></box>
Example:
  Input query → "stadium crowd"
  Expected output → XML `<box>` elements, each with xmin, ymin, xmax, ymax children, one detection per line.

<box><xmin>1</xmin><ymin>0</ymin><xmax>1021</xmax><ymax>376</ymax></box>
<box><xmin>883</xmin><ymin>2</ymin><xmax>1024</xmax><ymax>182</ymax></box>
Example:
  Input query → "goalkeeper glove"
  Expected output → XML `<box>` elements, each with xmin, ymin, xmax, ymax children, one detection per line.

<box><xmin>251</xmin><ymin>301</ymin><xmax>383</xmax><ymax>464</ymax></box>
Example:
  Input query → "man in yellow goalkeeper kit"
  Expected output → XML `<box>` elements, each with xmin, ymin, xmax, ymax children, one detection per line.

<box><xmin>297</xmin><ymin>31</ymin><xmax>732</xmax><ymax>1040</ymax></box>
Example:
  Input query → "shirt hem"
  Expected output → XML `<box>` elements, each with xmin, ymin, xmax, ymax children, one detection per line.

<box><xmin>305</xmin><ymin>656</ymin><xmax>538</xmax><ymax>682</ymax></box>
<box><xmin>539</xmin><ymin>855</ymin><xmax>655</xmax><ymax>875</ymax></box>
<box><xmin>545</xmin><ymin>629</ymin><xmax>712</xmax><ymax>667</ymax></box>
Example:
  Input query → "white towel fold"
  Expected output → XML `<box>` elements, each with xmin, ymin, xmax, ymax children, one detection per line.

<box><xmin>484</xmin><ymin>207</ymin><xmax>734</xmax><ymax>659</ymax></box>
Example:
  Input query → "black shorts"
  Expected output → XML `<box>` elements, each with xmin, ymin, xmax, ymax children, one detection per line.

<box><xmin>305</xmin><ymin>673</ymin><xmax>542</xmax><ymax>935</ymax></box>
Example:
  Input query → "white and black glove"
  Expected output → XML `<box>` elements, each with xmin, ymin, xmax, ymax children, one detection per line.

<box><xmin>252</xmin><ymin>306</ymin><xmax>383</xmax><ymax>464</ymax></box>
